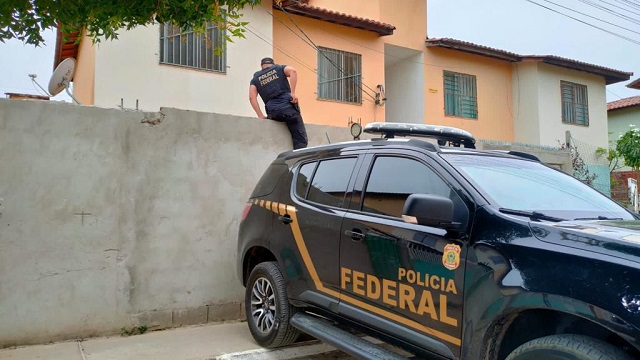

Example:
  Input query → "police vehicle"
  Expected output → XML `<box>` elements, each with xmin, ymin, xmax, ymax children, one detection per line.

<box><xmin>237</xmin><ymin>122</ymin><xmax>640</xmax><ymax>360</ymax></box>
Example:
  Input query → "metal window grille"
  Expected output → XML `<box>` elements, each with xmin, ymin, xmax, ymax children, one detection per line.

<box><xmin>159</xmin><ymin>20</ymin><xmax>226</xmax><ymax>73</ymax></box>
<box><xmin>561</xmin><ymin>81</ymin><xmax>589</xmax><ymax>126</ymax></box>
<box><xmin>317</xmin><ymin>47</ymin><xmax>362</xmax><ymax>104</ymax></box>
<box><xmin>444</xmin><ymin>71</ymin><xmax>478</xmax><ymax>119</ymax></box>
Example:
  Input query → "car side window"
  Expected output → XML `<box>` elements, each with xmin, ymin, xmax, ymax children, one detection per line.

<box><xmin>295</xmin><ymin>162</ymin><xmax>317</xmax><ymax>198</ymax></box>
<box><xmin>304</xmin><ymin>157</ymin><xmax>357</xmax><ymax>208</ymax></box>
<box><xmin>362</xmin><ymin>156</ymin><xmax>457</xmax><ymax>218</ymax></box>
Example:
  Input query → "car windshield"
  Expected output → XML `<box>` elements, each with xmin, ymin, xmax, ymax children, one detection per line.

<box><xmin>443</xmin><ymin>154</ymin><xmax>634</xmax><ymax>220</ymax></box>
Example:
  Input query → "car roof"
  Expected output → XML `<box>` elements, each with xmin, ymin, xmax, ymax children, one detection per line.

<box><xmin>277</xmin><ymin>138</ymin><xmax>541</xmax><ymax>162</ymax></box>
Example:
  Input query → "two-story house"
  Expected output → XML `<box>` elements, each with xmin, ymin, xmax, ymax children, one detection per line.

<box><xmin>55</xmin><ymin>0</ymin><xmax>631</xmax><ymax>150</ymax></box>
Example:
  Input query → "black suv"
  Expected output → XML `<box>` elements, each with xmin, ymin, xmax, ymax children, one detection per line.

<box><xmin>237</xmin><ymin>123</ymin><xmax>640</xmax><ymax>360</ymax></box>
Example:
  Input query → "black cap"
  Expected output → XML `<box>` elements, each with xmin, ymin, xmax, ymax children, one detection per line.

<box><xmin>261</xmin><ymin>57</ymin><xmax>274</xmax><ymax>65</ymax></box>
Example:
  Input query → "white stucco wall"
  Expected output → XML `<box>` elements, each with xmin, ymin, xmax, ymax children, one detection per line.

<box><xmin>513</xmin><ymin>61</ymin><xmax>541</xmax><ymax>144</ymax></box>
<box><xmin>536</xmin><ymin>63</ymin><xmax>608</xmax><ymax>148</ymax></box>
<box><xmin>515</xmin><ymin>61</ymin><xmax>608</xmax><ymax>149</ymax></box>
<box><xmin>385</xmin><ymin>49</ymin><xmax>424</xmax><ymax>123</ymax></box>
<box><xmin>91</xmin><ymin>3</ymin><xmax>272</xmax><ymax>115</ymax></box>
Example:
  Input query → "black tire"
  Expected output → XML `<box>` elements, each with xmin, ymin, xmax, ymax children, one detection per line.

<box><xmin>245</xmin><ymin>262</ymin><xmax>300</xmax><ymax>348</ymax></box>
<box><xmin>506</xmin><ymin>334</ymin><xmax>632</xmax><ymax>360</ymax></box>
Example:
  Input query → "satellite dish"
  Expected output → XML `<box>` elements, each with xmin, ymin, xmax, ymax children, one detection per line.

<box><xmin>48</xmin><ymin>58</ymin><xmax>80</xmax><ymax>104</ymax></box>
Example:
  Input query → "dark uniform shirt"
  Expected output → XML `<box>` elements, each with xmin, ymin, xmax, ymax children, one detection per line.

<box><xmin>250</xmin><ymin>65</ymin><xmax>292</xmax><ymax>114</ymax></box>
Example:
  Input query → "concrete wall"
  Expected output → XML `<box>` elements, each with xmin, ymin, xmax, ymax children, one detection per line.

<box><xmin>85</xmin><ymin>2</ymin><xmax>272</xmax><ymax>115</ymax></box>
<box><xmin>0</xmin><ymin>98</ymin><xmax>358</xmax><ymax>348</ymax></box>
<box><xmin>478</xmin><ymin>141</ymin><xmax>572</xmax><ymax>172</ymax></box>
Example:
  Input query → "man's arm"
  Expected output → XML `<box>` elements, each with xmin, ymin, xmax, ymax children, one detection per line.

<box><xmin>249</xmin><ymin>84</ymin><xmax>266</xmax><ymax>119</ymax></box>
<box><xmin>284</xmin><ymin>65</ymin><xmax>298</xmax><ymax>104</ymax></box>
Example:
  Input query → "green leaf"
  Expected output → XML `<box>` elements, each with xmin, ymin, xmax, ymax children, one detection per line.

<box><xmin>2</xmin><ymin>0</ymin><xmax>259</xmax><ymax>45</ymax></box>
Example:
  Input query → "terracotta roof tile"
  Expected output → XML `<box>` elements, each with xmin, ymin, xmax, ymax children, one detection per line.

<box><xmin>523</xmin><ymin>55</ymin><xmax>632</xmax><ymax>84</ymax></box>
<box><xmin>53</xmin><ymin>25</ymin><xmax>80</xmax><ymax>71</ymax></box>
<box><xmin>426</xmin><ymin>38</ymin><xmax>520</xmax><ymax>61</ymax></box>
<box><xmin>627</xmin><ymin>78</ymin><xmax>640</xmax><ymax>90</ymax></box>
<box><xmin>607</xmin><ymin>96</ymin><xmax>640</xmax><ymax>111</ymax></box>
<box><xmin>277</xmin><ymin>2</ymin><xmax>395</xmax><ymax>36</ymax></box>
<box><xmin>426</xmin><ymin>37</ymin><xmax>632</xmax><ymax>85</ymax></box>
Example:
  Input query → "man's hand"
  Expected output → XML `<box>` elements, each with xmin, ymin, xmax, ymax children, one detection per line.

<box><xmin>290</xmin><ymin>93</ymin><xmax>299</xmax><ymax>104</ymax></box>
<box><xmin>250</xmin><ymin>84</ymin><xmax>267</xmax><ymax>119</ymax></box>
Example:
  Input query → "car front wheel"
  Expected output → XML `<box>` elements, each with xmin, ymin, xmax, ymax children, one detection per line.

<box><xmin>506</xmin><ymin>334</ymin><xmax>632</xmax><ymax>360</ymax></box>
<box><xmin>245</xmin><ymin>261</ymin><xmax>300</xmax><ymax>348</ymax></box>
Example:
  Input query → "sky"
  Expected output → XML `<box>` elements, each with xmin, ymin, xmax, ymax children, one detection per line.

<box><xmin>0</xmin><ymin>29</ymin><xmax>72</xmax><ymax>102</ymax></box>
<box><xmin>1</xmin><ymin>0</ymin><xmax>639</xmax><ymax>102</ymax></box>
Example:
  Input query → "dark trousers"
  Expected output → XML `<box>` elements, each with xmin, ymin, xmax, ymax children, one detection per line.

<box><xmin>267</xmin><ymin>105</ymin><xmax>308</xmax><ymax>150</ymax></box>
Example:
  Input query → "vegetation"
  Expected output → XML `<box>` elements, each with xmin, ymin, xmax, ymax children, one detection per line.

<box><xmin>120</xmin><ymin>325</ymin><xmax>148</xmax><ymax>336</ymax></box>
<box><xmin>596</xmin><ymin>135</ymin><xmax>624</xmax><ymax>172</ymax></box>
<box><xmin>559</xmin><ymin>141</ymin><xmax>598</xmax><ymax>186</ymax></box>
<box><xmin>616</xmin><ymin>125</ymin><xmax>640</xmax><ymax>171</ymax></box>
<box><xmin>1</xmin><ymin>0</ymin><xmax>261</xmax><ymax>46</ymax></box>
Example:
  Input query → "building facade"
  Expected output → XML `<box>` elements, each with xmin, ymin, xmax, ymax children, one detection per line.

<box><xmin>56</xmin><ymin>0</ymin><xmax>632</xmax><ymax>147</ymax></box>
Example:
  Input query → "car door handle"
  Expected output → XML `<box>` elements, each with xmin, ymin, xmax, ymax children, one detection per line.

<box><xmin>344</xmin><ymin>229</ymin><xmax>365</xmax><ymax>241</ymax></box>
<box><xmin>278</xmin><ymin>215</ymin><xmax>293</xmax><ymax>225</ymax></box>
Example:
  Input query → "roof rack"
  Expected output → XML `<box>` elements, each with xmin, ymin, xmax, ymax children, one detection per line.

<box><xmin>487</xmin><ymin>150</ymin><xmax>541</xmax><ymax>162</ymax></box>
<box><xmin>363</xmin><ymin>122</ymin><xmax>476</xmax><ymax>149</ymax></box>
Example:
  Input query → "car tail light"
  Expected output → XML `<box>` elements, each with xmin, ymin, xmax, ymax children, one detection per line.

<box><xmin>241</xmin><ymin>202</ymin><xmax>252</xmax><ymax>221</ymax></box>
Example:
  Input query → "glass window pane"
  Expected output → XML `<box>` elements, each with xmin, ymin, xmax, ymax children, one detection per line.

<box><xmin>560</xmin><ymin>81</ymin><xmax>589</xmax><ymax>125</ymax></box>
<box><xmin>296</xmin><ymin>162</ymin><xmax>317</xmax><ymax>199</ymax></box>
<box><xmin>307</xmin><ymin>158</ymin><xmax>357</xmax><ymax>208</ymax></box>
<box><xmin>445</xmin><ymin>154</ymin><xmax>630</xmax><ymax>219</ymax></box>
<box><xmin>317</xmin><ymin>47</ymin><xmax>361</xmax><ymax>104</ymax></box>
<box><xmin>363</xmin><ymin>157</ymin><xmax>452</xmax><ymax>218</ymax></box>
<box><xmin>444</xmin><ymin>71</ymin><xmax>477</xmax><ymax>118</ymax></box>
<box><xmin>158</xmin><ymin>20</ymin><xmax>226</xmax><ymax>72</ymax></box>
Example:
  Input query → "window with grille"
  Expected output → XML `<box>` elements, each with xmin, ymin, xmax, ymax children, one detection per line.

<box><xmin>317</xmin><ymin>47</ymin><xmax>362</xmax><ymax>104</ymax></box>
<box><xmin>159</xmin><ymin>21</ymin><xmax>226</xmax><ymax>73</ymax></box>
<box><xmin>444</xmin><ymin>71</ymin><xmax>478</xmax><ymax>119</ymax></box>
<box><xmin>561</xmin><ymin>81</ymin><xmax>589</xmax><ymax>126</ymax></box>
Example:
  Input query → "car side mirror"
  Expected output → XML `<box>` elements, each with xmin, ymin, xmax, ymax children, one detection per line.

<box><xmin>402</xmin><ymin>194</ymin><xmax>455</xmax><ymax>229</ymax></box>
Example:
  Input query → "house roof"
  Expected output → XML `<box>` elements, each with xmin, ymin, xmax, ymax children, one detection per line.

<box><xmin>275</xmin><ymin>1</ymin><xmax>395</xmax><ymax>36</ymax></box>
<box><xmin>607</xmin><ymin>96</ymin><xmax>640</xmax><ymax>111</ymax></box>
<box><xmin>426</xmin><ymin>38</ymin><xmax>521</xmax><ymax>62</ymax></box>
<box><xmin>5</xmin><ymin>92</ymin><xmax>50</xmax><ymax>100</ymax></box>
<box><xmin>627</xmin><ymin>78</ymin><xmax>640</xmax><ymax>90</ymax></box>
<box><xmin>425</xmin><ymin>37</ymin><xmax>632</xmax><ymax>85</ymax></box>
<box><xmin>53</xmin><ymin>25</ymin><xmax>80</xmax><ymax>71</ymax></box>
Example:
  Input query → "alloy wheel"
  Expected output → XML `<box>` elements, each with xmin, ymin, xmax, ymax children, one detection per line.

<box><xmin>250</xmin><ymin>277</ymin><xmax>276</xmax><ymax>333</ymax></box>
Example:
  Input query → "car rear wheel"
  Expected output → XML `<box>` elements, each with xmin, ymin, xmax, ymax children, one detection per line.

<box><xmin>506</xmin><ymin>334</ymin><xmax>632</xmax><ymax>360</ymax></box>
<box><xmin>245</xmin><ymin>262</ymin><xmax>300</xmax><ymax>348</ymax></box>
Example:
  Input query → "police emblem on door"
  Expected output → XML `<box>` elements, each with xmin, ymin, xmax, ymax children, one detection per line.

<box><xmin>442</xmin><ymin>244</ymin><xmax>461</xmax><ymax>270</ymax></box>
